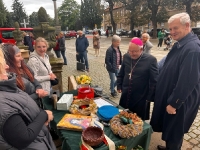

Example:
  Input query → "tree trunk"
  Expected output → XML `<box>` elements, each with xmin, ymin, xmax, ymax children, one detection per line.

<box><xmin>150</xmin><ymin>4</ymin><xmax>159</xmax><ymax>39</ymax></box>
<box><xmin>108</xmin><ymin>0</ymin><xmax>116</xmax><ymax>34</ymax></box>
<box><xmin>184</xmin><ymin>0</ymin><xmax>193</xmax><ymax>20</ymax></box>
<box><xmin>130</xmin><ymin>14</ymin><xmax>135</xmax><ymax>38</ymax></box>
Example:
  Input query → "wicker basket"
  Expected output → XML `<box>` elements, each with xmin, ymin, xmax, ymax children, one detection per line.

<box><xmin>82</xmin><ymin>126</ymin><xmax>104</xmax><ymax>146</ymax></box>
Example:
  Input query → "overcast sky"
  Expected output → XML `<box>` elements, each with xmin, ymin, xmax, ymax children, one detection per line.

<box><xmin>3</xmin><ymin>0</ymin><xmax>81</xmax><ymax>19</ymax></box>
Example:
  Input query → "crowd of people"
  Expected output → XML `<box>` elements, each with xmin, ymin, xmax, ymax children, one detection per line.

<box><xmin>105</xmin><ymin>12</ymin><xmax>200</xmax><ymax>150</ymax></box>
<box><xmin>0</xmin><ymin>40</ymin><xmax>56</xmax><ymax>149</ymax></box>
<box><xmin>0</xmin><ymin>12</ymin><xmax>200</xmax><ymax>150</ymax></box>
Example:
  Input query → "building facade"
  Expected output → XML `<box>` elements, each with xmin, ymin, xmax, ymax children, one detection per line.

<box><xmin>103</xmin><ymin>3</ymin><xmax>197</xmax><ymax>32</ymax></box>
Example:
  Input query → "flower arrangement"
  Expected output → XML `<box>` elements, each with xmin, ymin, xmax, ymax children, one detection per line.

<box><xmin>76</xmin><ymin>75</ymin><xmax>92</xmax><ymax>85</ymax></box>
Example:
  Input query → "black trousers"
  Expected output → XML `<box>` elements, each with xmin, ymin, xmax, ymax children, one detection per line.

<box><xmin>158</xmin><ymin>38</ymin><xmax>163</xmax><ymax>47</ymax></box>
<box><xmin>166</xmin><ymin>137</ymin><xmax>183</xmax><ymax>150</ymax></box>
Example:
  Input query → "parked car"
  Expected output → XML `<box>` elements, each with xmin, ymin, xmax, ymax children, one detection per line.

<box><xmin>192</xmin><ymin>27</ymin><xmax>200</xmax><ymax>39</ymax></box>
<box><xmin>128</xmin><ymin>29</ymin><xmax>142</xmax><ymax>37</ymax></box>
<box><xmin>116</xmin><ymin>29</ymin><xmax>128</xmax><ymax>36</ymax></box>
<box><xmin>84</xmin><ymin>30</ymin><xmax>89</xmax><ymax>34</ymax></box>
<box><xmin>97</xmin><ymin>29</ymin><xmax>105</xmax><ymax>36</ymax></box>
<box><xmin>65</xmin><ymin>30</ymin><xmax>77</xmax><ymax>38</ymax></box>
<box><xmin>85</xmin><ymin>30</ymin><xmax>93</xmax><ymax>34</ymax></box>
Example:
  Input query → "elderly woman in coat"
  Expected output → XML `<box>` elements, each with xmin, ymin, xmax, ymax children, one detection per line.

<box><xmin>141</xmin><ymin>33</ymin><xmax>153</xmax><ymax>54</ymax></box>
<box><xmin>27</xmin><ymin>37</ymin><xmax>57</xmax><ymax>95</ymax></box>
<box><xmin>93</xmin><ymin>30</ymin><xmax>100</xmax><ymax>57</ymax></box>
<box><xmin>0</xmin><ymin>47</ymin><xmax>56</xmax><ymax>150</ymax></box>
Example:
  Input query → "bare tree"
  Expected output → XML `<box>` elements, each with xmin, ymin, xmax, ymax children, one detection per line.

<box><xmin>105</xmin><ymin>0</ymin><xmax>118</xmax><ymax>34</ymax></box>
<box><xmin>119</xmin><ymin>0</ymin><xmax>146</xmax><ymax>37</ymax></box>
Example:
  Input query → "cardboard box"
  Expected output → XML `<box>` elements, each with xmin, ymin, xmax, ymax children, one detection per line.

<box><xmin>68</xmin><ymin>76</ymin><xmax>78</xmax><ymax>91</ymax></box>
<box><xmin>57</xmin><ymin>94</ymin><xmax>73</xmax><ymax>110</ymax></box>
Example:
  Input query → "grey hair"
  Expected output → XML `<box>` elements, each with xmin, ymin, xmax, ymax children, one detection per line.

<box><xmin>112</xmin><ymin>35</ymin><xmax>121</xmax><ymax>42</ymax></box>
<box><xmin>168</xmin><ymin>12</ymin><xmax>190</xmax><ymax>25</ymax></box>
<box><xmin>142</xmin><ymin>33</ymin><xmax>150</xmax><ymax>39</ymax></box>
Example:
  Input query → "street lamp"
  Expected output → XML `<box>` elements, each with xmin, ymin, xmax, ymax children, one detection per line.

<box><xmin>52</xmin><ymin>0</ymin><xmax>59</xmax><ymax>25</ymax></box>
<box><xmin>103</xmin><ymin>14</ymin><xmax>104</xmax><ymax>30</ymax></box>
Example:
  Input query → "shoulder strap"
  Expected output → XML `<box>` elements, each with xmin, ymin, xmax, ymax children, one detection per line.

<box><xmin>30</xmin><ymin>56</ymin><xmax>50</xmax><ymax>74</ymax></box>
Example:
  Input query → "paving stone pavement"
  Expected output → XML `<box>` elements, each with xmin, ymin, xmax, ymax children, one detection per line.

<box><xmin>57</xmin><ymin>36</ymin><xmax>199</xmax><ymax>149</ymax></box>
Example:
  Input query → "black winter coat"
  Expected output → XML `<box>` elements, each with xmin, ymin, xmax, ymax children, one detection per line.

<box><xmin>105</xmin><ymin>45</ymin><xmax>122</xmax><ymax>73</ymax></box>
<box><xmin>150</xmin><ymin>33</ymin><xmax>200</xmax><ymax>142</ymax></box>
<box><xmin>58</xmin><ymin>36</ymin><xmax>66</xmax><ymax>51</ymax></box>
<box><xmin>117</xmin><ymin>53</ymin><xmax>158</xmax><ymax>120</ymax></box>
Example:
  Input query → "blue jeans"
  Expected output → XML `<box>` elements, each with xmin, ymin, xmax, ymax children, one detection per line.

<box><xmin>54</xmin><ymin>50</ymin><xmax>67</xmax><ymax>64</ymax></box>
<box><xmin>108</xmin><ymin>69</ymin><xmax>119</xmax><ymax>93</ymax></box>
<box><xmin>54</xmin><ymin>50</ymin><xmax>61</xmax><ymax>58</ymax></box>
<box><xmin>61</xmin><ymin>50</ymin><xmax>67</xmax><ymax>64</ymax></box>
<box><xmin>79</xmin><ymin>51</ymin><xmax>89</xmax><ymax>69</ymax></box>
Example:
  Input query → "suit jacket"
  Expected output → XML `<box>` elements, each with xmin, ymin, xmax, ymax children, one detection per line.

<box><xmin>143</xmin><ymin>40</ymin><xmax>153</xmax><ymax>54</ymax></box>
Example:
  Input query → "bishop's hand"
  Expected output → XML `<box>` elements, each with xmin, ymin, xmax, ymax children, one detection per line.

<box><xmin>166</xmin><ymin>105</ymin><xmax>176</xmax><ymax>115</ymax></box>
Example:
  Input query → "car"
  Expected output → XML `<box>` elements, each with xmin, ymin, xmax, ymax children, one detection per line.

<box><xmin>96</xmin><ymin>29</ymin><xmax>105</xmax><ymax>36</ymax></box>
<box><xmin>85</xmin><ymin>30</ymin><xmax>93</xmax><ymax>34</ymax></box>
<box><xmin>100</xmin><ymin>29</ymin><xmax>106</xmax><ymax>36</ymax></box>
<box><xmin>192</xmin><ymin>27</ymin><xmax>200</xmax><ymax>39</ymax></box>
<box><xmin>0</xmin><ymin>27</ymin><xmax>33</xmax><ymax>44</ymax></box>
<box><xmin>65</xmin><ymin>30</ymin><xmax>77</xmax><ymax>38</ymax></box>
<box><xmin>116</xmin><ymin>29</ymin><xmax>128</xmax><ymax>36</ymax></box>
<box><xmin>84</xmin><ymin>30</ymin><xmax>89</xmax><ymax>34</ymax></box>
<box><xmin>128</xmin><ymin>29</ymin><xmax>142</xmax><ymax>37</ymax></box>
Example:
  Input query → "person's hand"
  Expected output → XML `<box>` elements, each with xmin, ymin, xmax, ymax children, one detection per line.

<box><xmin>44</xmin><ymin>110</ymin><xmax>53</xmax><ymax>126</ymax></box>
<box><xmin>36</xmin><ymin>89</ymin><xmax>48</xmax><ymax>98</ymax></box>
<box><xmin>166</xmin><ymin>105</ymin><xmax>176</xmax><ymax>115</ymax></box>
<box><xmin>49</xmin><ymin>73</ymin><xmax>56</xmax><ymax>80</ymax></box>
<box><xmin>76</xmin><ymin>52</ymin><xmax>79</xmax><ymax>55</ymax></box>
<box><xmin>117</xmin><ymin>90</ymin><xmax>122</xmax><ymax>93</ymax></box>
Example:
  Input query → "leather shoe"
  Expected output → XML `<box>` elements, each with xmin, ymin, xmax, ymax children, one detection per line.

<box><xmin>157</xmin><ymin>145</ymin><xmax>166</xmax><ymax>150</ymax></box>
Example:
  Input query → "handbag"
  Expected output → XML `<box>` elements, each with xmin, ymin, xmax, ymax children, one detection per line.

<box><xmin>77</xmin><ymin>62</ymin><xmax>86</xmax><ymax>71</ymax></box>
<box><xmin>50</xmin><ymin>78</ymin><xmax>59</xmax><ymax>86</ymax></box>
<box><xmin>39</xmin><ymin>58</ymin><xmax>59</xmax><ymax>86</ymax></box>
<box><xmin>76</xmin><ymin>54</ymin><xmax>80</xmax><ymax>62</ymax></box>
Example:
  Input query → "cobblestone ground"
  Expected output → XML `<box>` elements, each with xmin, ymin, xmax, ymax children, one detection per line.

<box><xmin>58</xmin><ymin>36</ymin><xmax>199</xmax><ymax>149</ymax></box>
